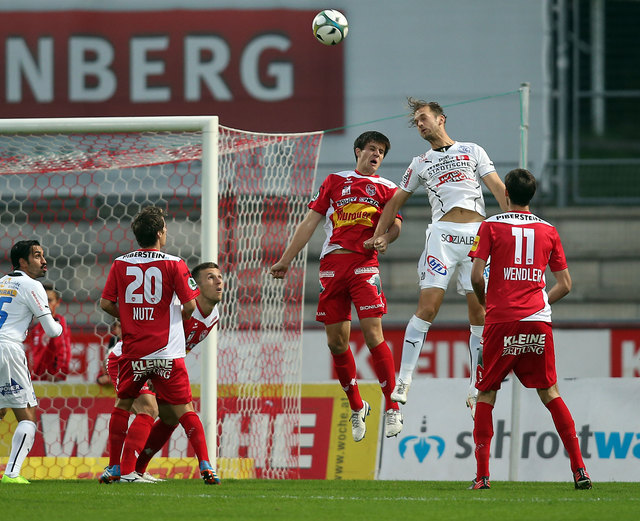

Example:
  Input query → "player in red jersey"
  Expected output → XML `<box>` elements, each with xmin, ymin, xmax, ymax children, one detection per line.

<box><xmin>270</xmin><ymin>131</ymin><xmax>403</xmax><ymax>442</ymax></box>
<box><xmin>26</xmin><ymin>283</ymin><xmax>72</xmax><ymax>382</ymax></box>
<box><xmin>133</xmin><ymin>262</ymin><xmax>223</xmax><ymax>477</ymax></box>
<box><xmin>99</xmin><ymin>207</ymin><xmax>217</xmax><ymax>484</ymax></box>
<box><xmin>467</xmin><ymin>168</ymin><xmax>591</xmax><ymax>490</ymax></box>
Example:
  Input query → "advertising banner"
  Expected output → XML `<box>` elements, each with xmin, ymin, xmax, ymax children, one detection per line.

<box><xmin>0</xmin><ymin>10</ymin><xmax>344</xmax><ymax>132</ymax></box>
<box><xmin>378</xmin><ymin>377</ymin><xmax>640</xmax><ymax>482</ymax></box>
<box><xmin>0</xmin><ymin>382</ymin><xmax>382</xmax><ymax>480</ymax></box>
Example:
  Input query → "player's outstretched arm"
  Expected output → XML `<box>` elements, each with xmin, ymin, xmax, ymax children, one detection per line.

<box><xmin>270</xmin><ymin>209</ymin><xmax>323</xmax><ymax>279</ymax></box>
<box><xmin>547</xmin><ymin>268</ymin><xmax>572</xmax><ymax>304</ymax></box>
<box><xmin>482</xmin><ymin>172</ymin><xmax>508</xmax><ymax>212</ymax></box>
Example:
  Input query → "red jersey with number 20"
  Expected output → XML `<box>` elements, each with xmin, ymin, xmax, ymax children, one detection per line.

<box><xmin>101</xmin><ymin>249</ymin><xmax>199</xmax><ymax>359</ymax></box>
<box><xmin>469</xmin><ymin>212</ymin><xmax>568</xmax><ymax>324</ymax></box>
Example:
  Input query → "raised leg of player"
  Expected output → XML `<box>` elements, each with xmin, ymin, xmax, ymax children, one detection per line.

<box><xmin>467</xmin><ymin>325</ymin><xmax>483</xmax><ymax>417</ymax></box>
<box><xmin>331</xmin><ymin>349</ymin><xmax>364</xmax><ymax>411</ymax></box>
<box><xmin>391</xmin><ymin>315</ymin><xmax>431</xmax><ymax>405</ymax></box>
<box><xmin>369</xmin><ymin>341</ymin><xmax>398</xmax><ymax>411</ymax></box>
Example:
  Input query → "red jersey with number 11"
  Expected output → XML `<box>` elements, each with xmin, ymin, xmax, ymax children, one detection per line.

<box><xmin>102</xmin><ymin>249</ymin><xmax>199</xmax><ymax>359</ymax></box>
<box><xmin>469</xmin><ymin>212</ymin><xmax>567</xmax><ymax>324</ymax></box>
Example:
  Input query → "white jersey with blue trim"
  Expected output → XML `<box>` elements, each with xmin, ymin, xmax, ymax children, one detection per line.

<box><xmin>400</xmin><ymin>141</ymin><xmax>496</xmax><ymax>223</ymax></box>
<box><xmin>0</xmin><ymin>270</ymin><xmax>51</xmax><ymax>345</ymax></box>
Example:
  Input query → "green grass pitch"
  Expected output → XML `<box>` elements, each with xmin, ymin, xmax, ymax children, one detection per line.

<box><xmin>1</xmin><ymin>479</ymin><xmax>638</xmax><ymax>521</ymax></box>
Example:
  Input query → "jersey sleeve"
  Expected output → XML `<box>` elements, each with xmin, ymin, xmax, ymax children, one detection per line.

<box><xmin>475</xmin><ymin>145</ymin><xmax>497</xmax><ymax>178</ymax></box>
<box><xmin>399</xmin><ymin>157</ymin><xmax>421</xmax><ymax>194</ymax></box>
<box><xmin>308</xmin><ymin>175</ymin><xmax>332</xmax><ymax>215</ymax></box>
<box><xmin>25</xmin><ymin>280</ymin><xmax>54</xmax><ymax>319</ymax></box>
<box><xmin>468</xmin><ymin>221</ymin><xmax>491</xmax><ymax>261</ymax></box>
<box><xmin>174</xmin><ymin>260</ymin><xmax>200</xmax><ymax>304</ymax></box>
<box><xmin>548</xmin><ymin>228</ymin><xmax>568</xmax><ymax>272</ymax></box>
<box><xmin>101</xmin><ymin>264</ymin><xmax>118</xmax><ymax>302</ymax></box>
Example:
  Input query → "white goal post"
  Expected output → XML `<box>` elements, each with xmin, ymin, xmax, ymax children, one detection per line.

<box><xmin>0</xmin><ymin>116</ymin><xmax>323</xmax><ymax>480</ymax></box>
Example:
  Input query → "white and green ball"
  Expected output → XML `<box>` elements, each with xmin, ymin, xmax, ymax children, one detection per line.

<box><xmin>312</xmin><ymin>9</ymin><xmax>349</xmax><ymax>46</ymax></box>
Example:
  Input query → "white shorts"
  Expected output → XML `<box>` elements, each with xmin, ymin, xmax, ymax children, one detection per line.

<box><xmin>417</xmin><ymin>221</ymin><xmax>481</xmax><ymax>295</ymax></box>
<box><xmin>0</xmin><ymin>341</ymin><xmax>38</xmax><ymax>409</ymax></box>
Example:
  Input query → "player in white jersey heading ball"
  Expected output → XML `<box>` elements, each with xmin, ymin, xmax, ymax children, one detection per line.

<box><xmin>366</xmin><ymin>98</ymin><xmax>508</xmax><ymax>417</ymax></box>
<box><xmin>0</xmin><ymin>240</ymin><xmax>63</xmax><ymax>484</ymax></box>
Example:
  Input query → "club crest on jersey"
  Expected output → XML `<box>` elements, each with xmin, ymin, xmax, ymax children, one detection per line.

<box><xmin>366</xmin><ymin>273</ymin><xmax>382</xmax><ymax>295</ymax></box>
<box><xmin>427</xmin><ymin>255</ymin><xmax>447</xmax><ymax>276</ymax></box>
<box><xmin>341</xmin><ymin>185</ymin><xmax>351</xmax><ymax>196</ymax></box>
<box><xmin>365</xmin><ymin>184</ymin><xmax>376</xmax><ymax>196</ymax></box>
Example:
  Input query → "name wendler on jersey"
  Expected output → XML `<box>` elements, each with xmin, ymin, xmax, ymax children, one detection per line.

<box><xmin>503</xmin><ymin>267</ymin><xmax>543</xmax><ymax>282</ymax></box>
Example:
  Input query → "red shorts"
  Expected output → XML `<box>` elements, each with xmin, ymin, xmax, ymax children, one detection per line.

<box><xmin>316</xmin><ymin>252</ymin><xmax>387</xmax><ymax>324</ymax></box>
<box><xmin>115</xmin><ymin>357</ymin><xmax>192</xmax><ymax>405</ymax></box>
<box><xmin>107</xmin><ymin>352</ymin><xmax>153</xmax><ymax>396</ymax></box>
<box><xmin>476</xmin><ymin>321</ymin><xmax>557</xmax><ymax>391</ymax></box>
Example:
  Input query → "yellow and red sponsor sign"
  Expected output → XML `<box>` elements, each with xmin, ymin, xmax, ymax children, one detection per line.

<box><xmin>0</xmin><ymin>383</ymin><xmax>382</xmax><ymax>480</ymax></box>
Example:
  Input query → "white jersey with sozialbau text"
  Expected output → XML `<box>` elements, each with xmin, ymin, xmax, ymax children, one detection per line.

<box><xmin>400</xmin><ymin>141</ymin><xmax>496</xmax><ymax>223</ymax></box>
<box><xmin>0</xmin><ymin>271</ymin><xmax>51</xmax><ymax>345</ymax></box>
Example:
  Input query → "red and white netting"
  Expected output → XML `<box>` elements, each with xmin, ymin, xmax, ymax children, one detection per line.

<box><xmin>0</xmin><ymin>124</ymin><xmax>322</xmax><ymax>480</ymax></box>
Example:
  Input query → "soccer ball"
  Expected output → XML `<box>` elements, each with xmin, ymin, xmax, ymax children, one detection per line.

<box><xmin>312</xmin><ymin>9</ymin><xmax>349</xmax><ymax>46</ymax></box>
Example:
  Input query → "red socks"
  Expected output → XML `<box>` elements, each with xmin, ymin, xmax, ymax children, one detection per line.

<box><xmin>120</xmin><ymin>413</ymin><xmax>155</xmax><ymax>475</ymax></box>
<box><xmin>473</xmin><ymin>401</ymin><xmax>494</xmax><ymax>479</ymax></box>
<box><xmin>135</xmin><ymin>420</ymin><xmax>178</xmax><ymax>474</ymax></box>
<box><xmin>370</xmin><ymin>341</ymin><xmax>399</xmax><ymax>411</ymax></box>
<box><xmin>107</xmin><ymin>407</ymin><xmax>131</xmax><ymax>466</ymax></box>
<box><xmin>331</xmin><ymin>349</ymin><xmax>363</xmax><ymax>411</ymax></box>
<box><xmin>179</xmin><ymin>411</ymin><xmax>211</xmax><ymax>464</ymax></box>
<box><xmin>545</xmin><ymin>397</ymin><xmax>585</xmax><ymax>472</ymax></box>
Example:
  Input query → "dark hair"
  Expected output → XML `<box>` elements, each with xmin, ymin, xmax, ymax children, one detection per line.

<box><xmin>131</xmin><ymin>206</ymin><xmax>166</xmax><ymax>248</ymax></box>
<box><xmin>191</xmin><ymin>262</ymin><xmax>220</xmax><ymax>282</ymax></box>
<box><xmin>10</xmin><ymin>240</ymin><xmax>41</xmax><ymax>270</ymax></box>
<box><xmin>505</xmin><ymin>168</ymin><xmax>537</xmax><ymax>206</ymax></box>
<box><xmin>407</xmin><ymin>97</ymin><xmax>446</xmax><ymax>126</ymax></box>
<box><xmin>353</xmin><ymin>131</ymin><xmax>391</xmax><ymax>160</ymax></box>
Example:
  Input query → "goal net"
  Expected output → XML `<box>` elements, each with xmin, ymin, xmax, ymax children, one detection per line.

<box><xmin>0</xmin><ymin>117</ymin><xmax>323</xmax><ymax>480</ymax></box>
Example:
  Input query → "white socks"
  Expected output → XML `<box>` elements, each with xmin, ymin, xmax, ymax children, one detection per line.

<box><xmin>5</xmin><ymin>420</ymin><xmax>36</xmax><ymax>478</ymax></box>
<box><xmin>469</xmin><ymin>325</ymin><xmax>484</xmax><ymax>387</ymax></box>
<box><xmin>398</xmin><ymin>315</ymin><xmax>431</xmax><ymax>382</ymax></box>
